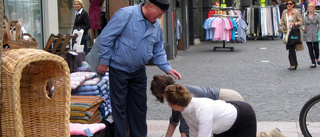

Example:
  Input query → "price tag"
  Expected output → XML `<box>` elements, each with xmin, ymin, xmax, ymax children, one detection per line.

<box><xmin>261</xmin><ymin>3</ymin><xmax>265</xmax><ymax>7</ymax></box>
<box><xmin>84</xmin><ymin>128</ymin><xmax>93</xmax><ymax>137</ymax></box>
<box><xmin>221</xmin><ymin>4</ymin><xmax>226</xmax><ymax>8</ymax></box>
<box><xmin>261</xmin><ymin>0</ymin><xmax>265</xmax><ymax>2</ymax></box>
<box><xmin>222</xmin><ymin>0</ymin><xmax>225</xmax><ymax>3</ymax></box>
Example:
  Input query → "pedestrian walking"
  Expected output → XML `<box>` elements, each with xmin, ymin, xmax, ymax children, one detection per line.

<box><xmin>302</xmin><ymin>2</ymin><xmax>320</xmax><ymax>68</ymax></box>
<box><xmin>280</xmin><ymin>0</ymin><xmax>304</xmax><ymax>70</ymax></box>
<box><xmin>279</xmin><ymin>0</ymin><xmax>287</xmax><ymax>19</ymax></box>
<box><xmin>97</xmin><ymin>0</ymin><xmax>181</xmax><ymax>136</ymax></box>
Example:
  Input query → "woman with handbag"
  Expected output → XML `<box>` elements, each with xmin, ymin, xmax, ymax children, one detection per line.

<box><xmin>302</xmin><ymin>2</ymin><xmax>320</xmax><ymax>68</ymax></box>
<box><xmin>280</xmin><ymin>0</ymin><xmax>304</xmax><ymax>70</ymax></box>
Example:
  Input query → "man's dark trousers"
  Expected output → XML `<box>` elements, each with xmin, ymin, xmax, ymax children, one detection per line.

<box><xmin>109</xmin><ymin>66</ymin><xmax>147</xmax><ymax>137</ymax></box>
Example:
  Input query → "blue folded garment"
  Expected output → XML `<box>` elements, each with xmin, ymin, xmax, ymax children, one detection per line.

<box><xmin>72</xmin><ymin>90</ymin><xmax>100</xmax><ymax>96</ymax></box>
<box><xmin>76</xmin><ymin>85</ymin><xmax>98</xmax><ymax>92</ymax></box>
<box><xmin>74</xmin><ymin>76</ymin><xmax>109</xmax><ymax>92</ymax></box>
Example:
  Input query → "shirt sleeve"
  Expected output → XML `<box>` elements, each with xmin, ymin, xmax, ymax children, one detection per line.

<box><xmin>169</xmin><ymin>109</ymin><xmax>181</xmax><ymax>127</ymax></box>
<box><xmin>82</xmin><ymin>11</ymin><xmax>91</xmax><ymax>31</ymax></box>
<box><xmin>98</xmin><ymin>8</ymin><xmax>133</xmax><ymax>66</ymax></box>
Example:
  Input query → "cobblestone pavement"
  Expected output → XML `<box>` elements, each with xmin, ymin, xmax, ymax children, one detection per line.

<box><xmin>145</xmin><ymin>38</ymin><xmax>320</xmax><ymax>122</ymax></box>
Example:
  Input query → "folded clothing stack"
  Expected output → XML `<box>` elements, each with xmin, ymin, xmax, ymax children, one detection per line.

<box><xmin>70</xmin><ymin>96</ymin><xmax>105</xmax><ymax>124</ymax></box>
<box><xmin>71</xmin><ymin>72</ymin><xmax>109</xmax><ymax>97</ymax></box>
<box><xmin>71</xmin><ymin>72</ymin><xmax>112</xmax><ymax>121</ymax></box>
<box><xmin>70</xmin><ymin>72</ymin><xmax>97</xmax><ymax>90</ymax></box>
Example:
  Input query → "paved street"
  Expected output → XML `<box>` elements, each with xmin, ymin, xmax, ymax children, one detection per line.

<box><xmin>145</xmin><ymin>38</ymin><xmax>320</xmax><ymax>123</ymax></box>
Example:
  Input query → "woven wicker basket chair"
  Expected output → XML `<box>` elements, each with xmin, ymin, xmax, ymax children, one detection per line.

<box><xmin>0</xmin><ymin>49</ymin><xmax>71</xmax><ymax>136</ymax></box>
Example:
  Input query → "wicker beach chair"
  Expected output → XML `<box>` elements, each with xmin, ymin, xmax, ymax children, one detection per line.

<box><xmin>0</xmin><ymin>49</ymin><xmax>71</xmax><ymax>136</ymax></box>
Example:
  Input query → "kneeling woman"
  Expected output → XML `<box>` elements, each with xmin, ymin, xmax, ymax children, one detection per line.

<box><xmin>164</xmin><ymin>84</ymin><xmax>257</xmax><ymax>137</ymax></box>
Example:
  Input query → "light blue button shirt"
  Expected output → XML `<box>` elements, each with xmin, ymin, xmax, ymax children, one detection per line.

<box><xmin>98</xmin><ymin>4</ymin><xmax>172</xmax><ymax>73</ymax></box>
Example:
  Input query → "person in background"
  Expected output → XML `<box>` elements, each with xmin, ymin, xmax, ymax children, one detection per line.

<box><xmin>88</xmin><ymin>0</ymin><xmax>102</xmax><ymax>41</ymax></box>
<box><xmin>302</xmin><ymin>2</ymin><xmax>320</xmax><ymax>68</ymax></box>
<box><xmin>272</xmin><ymin>0</ymin><xmax>279</xmax><ymax>6</ymax></box>
<box><xmin>97</xmin><ymin>0</ymin><xmax>181</xmax><ymax>136</ymax></box>
<box><xmin>73</xmin><ymin>0</ymin><xmax>91</xmax><ymax>54</ymax></box>
<box><xmin>150</xmin><ymin>75</ymin><xmax>244</xmax><ymax>137</ymax></box>
<box><xmin>280</xmin><ymin>0</ymin><xmax>304</xmax><ymax>70</ymax></box>
<box><xmin>301</xmin><ymin>0</ymin><xmax>309</xmax><ymax>12</ymax></box>
<box><xmin>279</xmin><ymin>0</ymin><xmax>287</xmax><ymax>18</ymax></box>
<box><xmin>164</xmin><ymin>84</ymin><xmax>257</xmax><ymax>137</ymax></box>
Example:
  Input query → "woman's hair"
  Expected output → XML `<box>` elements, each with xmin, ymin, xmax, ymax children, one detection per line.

<box><xmin>308</xmin><ymin>2</ymin><xmax>316</xmax><ymax>9</ymax></box>
<box><xmin>74</xmin><ymin>0</ymin><xmax>85</xmax><ymax>9</ymax></box>
<box><xmin>272</xmin><ymin>0</ymin><xmax>279</xmax><ymax>5</ymax></box>
<box><xmin>150</xmin><ymin>75</ymin><xmax>175</xmax><ymax>103</ymax></box>
<box><xmin>287</xmin><ymin>0</ymin><xmax>295</xmax><ymax>6</ymax></box>
<box><xmin>164</xmin><ymin>84</ymin><xmax>192</xmax><ymax>107</ymax></box>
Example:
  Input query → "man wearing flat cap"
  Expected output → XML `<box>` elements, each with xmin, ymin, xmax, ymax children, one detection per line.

<box><xmin>97</xmin><ymin>0</ymin><xmax>181</xmax><ymax>136</ymax></box>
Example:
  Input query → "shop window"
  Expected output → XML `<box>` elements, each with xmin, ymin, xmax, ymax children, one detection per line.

<box><xmin>4</xmin><ymin>0</ymin><xmax>43</xmax><ymax>48</ymax></box>
<box><xmin>58</xmin><ymin>0</ymin><xmax>73</xmax><ymax>34</ymax></box>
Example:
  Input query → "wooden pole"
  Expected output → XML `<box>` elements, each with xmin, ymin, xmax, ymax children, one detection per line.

<box><xmin>0</xmin><ymin>0</ymin><xmax>3</xmax><ymax>109</ymax></box>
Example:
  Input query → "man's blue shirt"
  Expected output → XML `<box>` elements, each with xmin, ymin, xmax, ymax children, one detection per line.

<box><xmin>98</xmin><ymin>4</ymin><xmax>171</xmax><ymax>73</ymax></box>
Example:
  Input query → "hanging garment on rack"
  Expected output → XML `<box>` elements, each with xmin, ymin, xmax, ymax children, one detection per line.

<box><xmin>207</xmin><ymin>9</ymin><xmax>216</xmax><ymax>18</ymax></box>
<box><xmin>203</xmin><ymin>17</ymin><xmax>216</xmax><ymax>40</ymax></box>
<box><xmin>203</xmin><ymin>8</ymin><xmax>246</xmax><ymax>42</ymax></box>
<box><xmin>204</xmin><ymin>16</ymin><xmax>246</xmax><ymax>42</ymax></box>
<box><xmin>212</xmin><ymin>18</ymin><xmax>232</xmax><ymax>41</ymax></box>
<box><xmin>261</xmin><ymin>8</ymin><xmax>268</xmax><ymax>36</ymax></box>
<box><xmin>230</xmin><ymin>18</ymin><xmax>238</xmax><ymax>41</ymax></box>
<box><xmin>246</xmin><ymin>6</ymin><xmax>280</xmax><ymax>38</ymax></box>
<box><xmin>176</xmin><ymin>18</ymin><xmax>182</xmax><ymax>40</ymax></box>
<box><xmin>274</xmin><ymin>5</ymin><xmax>280</xmax><ymax>37</ymax></box>
<box><xmin>267</xmin><ymin>7</ymin><xmax>272</xmax><ymax>36</ymax></box>
<box><xmin>310</xmin><ymin>0</ymin><xmax>318</xmax><ymax>7</ymax></box>
<box><xmin>236</xmin><ymin>18</ymin><xmax>248</xmax><ymax>42</ymax></box>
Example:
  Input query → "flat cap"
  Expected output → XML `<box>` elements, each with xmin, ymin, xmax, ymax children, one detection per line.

<box><xmin>149</xmin><ymin>0</ymin><xmax>170</xmax><ymax>12</ymax></box>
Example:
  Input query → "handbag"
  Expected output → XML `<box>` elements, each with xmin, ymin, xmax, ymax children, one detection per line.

<box><xmin>282</xmin><ymin>14</ymin><xmax>290</xmax><ymax>44</ymax></box>
<box><xmin>287</xmin><ymin>25</ymin><xmax>302</xmax><ymax>47</ymax></box>
<box><xmin>282</xmin><ymin>33</ymin><xmax>288</xmax><ymax>44</ymax></box>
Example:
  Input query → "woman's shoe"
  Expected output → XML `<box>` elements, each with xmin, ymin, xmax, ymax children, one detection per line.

<box><xmin>310</xmin><ymin>64</ymin><xmax>316</xmax><ymax>68</ymax></box>
<box><xmin>317</xmin><ymin>60</ymin><xmax>320</xmax><ymax>65</ymax></box>
<box><xmin>288</xmin><ymin>66</ymin><xmax>297</xmax><ymax>70</ymax></box>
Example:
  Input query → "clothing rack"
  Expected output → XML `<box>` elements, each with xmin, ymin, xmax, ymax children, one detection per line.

<box><xmin>246</xmin><ymin>5</ymin><xmax>278</xmax><ymax>40</ymax></box>
<box><xmin>211</xmin><ymin>14</ymin><xmax>238</xmax><ymax>51</ymax></box>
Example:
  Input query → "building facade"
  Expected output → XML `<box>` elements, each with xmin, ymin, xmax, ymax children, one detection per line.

<box><xmin>5</xmin><ymin>0</ymin><xmax>276</xmax><ymax>59</ymax></box>
<box><xmin>3</xmin><ymin>0</ymin><xmax>194</xmax><ymax>60</ymax></box>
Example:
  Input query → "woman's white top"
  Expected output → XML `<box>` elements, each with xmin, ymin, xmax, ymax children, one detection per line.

<box><xmin>182</xmin><ymin>98</ymin><xmax>237</xmax><ymax>137</ymax></box>
<box><xmin>288</xmin><ymin>15</ymin><xmax>293</xmax><ymax>29</ymax></box>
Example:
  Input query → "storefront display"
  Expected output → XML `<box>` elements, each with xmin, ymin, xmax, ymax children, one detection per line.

<box><xmin>3</xmin><ymin>0</ymin><xmax>43</xmax><ymax>48</ymax></box>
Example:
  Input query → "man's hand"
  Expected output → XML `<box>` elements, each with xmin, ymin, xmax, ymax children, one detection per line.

<box><xmin>97</xmin><ymin>64</ymin><xmax>109</xmax><ymax>74</ymax></box>
<box><xmin>167</xmin><ymin>69</ymin><xmax>181</xmax><ymax>80</ymax></box>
